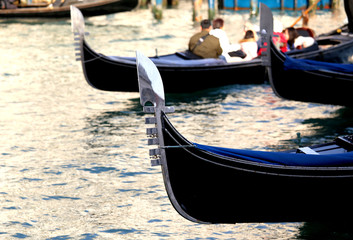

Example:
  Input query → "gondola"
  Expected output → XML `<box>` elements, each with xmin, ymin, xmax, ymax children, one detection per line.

<box><xmin>136</xmin><ymin>49</ymin><xmax>353</xmax><ymax>224</ymax></box>
<box><xmin>263</xmin><ymin>5</ymin><xmax>353</xmax><ymax>107</ymax></box>
<box><xmin>0</xmin><ymin>0</ymin><xmax>138</xmax><ymax>18</ymax></box>
<box><xmin>70</xmin><ymin>5</ymin><xmax>265</xmax><ymax>93</ymax></box>
<box><xmin>266</xmin><ymin>43</ymin><xmax>353</xmax><ymax>106</ymax></box>
<box><xmin>71</xmin><ymin>4</ymin><xmax>353</xmax><ymax>93</ymax></box>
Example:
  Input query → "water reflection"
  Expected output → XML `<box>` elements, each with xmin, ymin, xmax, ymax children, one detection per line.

<box><xmin>277</xmin><ymin>107</ymin><xmax>353</xmax><ymax>149</ymax></box>
<box><xmin>85</xmin><ymin>110</ymin><xmax>138</xmax><ymax>137</ymax></box>
<box><xmin>83</xmin><ymin>109</ymin><xmax>142</xmax><ymax>161</ymax></box>
<box><xmin>0</xmin><ymin>1</ymin><xmax>351</xmax><ymax>239</ymax></box>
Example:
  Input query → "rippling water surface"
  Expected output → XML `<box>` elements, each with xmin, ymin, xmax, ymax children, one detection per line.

<box><xmin>1</xmin><ymin>1</ymin><xmax>353</xmax><ymax>239</ymax></box>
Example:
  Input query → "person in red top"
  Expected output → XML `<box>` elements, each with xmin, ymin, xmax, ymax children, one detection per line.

<box><xmin>273</xmin><ymin>32</ymin><xmax>287</xmax><ymax>53</ymax></box>
<box><xmin>258</xmin><ymin>19</ymin><xmax>287</xmax><ymax>56</ymax></box>
<box><xmin>273</xmin><ymin>19</ymin><xmax>287</xmax><ymax>52</ymax></box>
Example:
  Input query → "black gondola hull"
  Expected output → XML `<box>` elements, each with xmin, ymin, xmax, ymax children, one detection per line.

<box><xmin>161</xmin><ymin>113</ymin><xmax>353</xmax><ymax>223</ymax></box>
<box><xmin>268</xmin><ymin>40</ymin><xmax>353</xmax><ymax>107</ymax></box>
<box><xmin>0</xmin><ymin>0</ymin><xmax>138</xmax><ymax>18</ymax></box>
<box><xmin>80</xmin><ymin>35</ymin><xmax>353</xmax><ymax>93</ymax></box>
<box><xmin>81</xmin><ymin>40</ymin><xmax>266</xmax><ymax>93</ymax></box>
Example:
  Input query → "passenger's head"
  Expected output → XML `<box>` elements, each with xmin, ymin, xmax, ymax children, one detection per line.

<box><xmin>200</xmin><ymin>19</ymin><xmax>211</xmax><ymax>30</ymax></box>
<box><xmin>244</xmin><ymin>30</ymin><xmax>255</xmax><ymax>39</ymax></box>
<box><xmin>212</xmin><ymin>18</ymin><xmax>224</xmax><ymax>29</ymax></box>
<box><xmin>284</xmin><ymin>27</ymin><xmax>299</xmax><ymax>41</ymax></box>
<box><xmin>239</xmin><ymin>29</ymin><xmax>257</xmax><ymax>43</ymax></box>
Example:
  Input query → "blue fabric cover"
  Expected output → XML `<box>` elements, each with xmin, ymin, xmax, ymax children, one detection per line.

<box><xmin>284</xmin><ymin>57</ymin><xmax>353</xmax><ymax>73</ymax></box>
<box><xmin>194</xmin><ymin>143</ymin><xmax>353</xmax><ymax>166</ymax></box>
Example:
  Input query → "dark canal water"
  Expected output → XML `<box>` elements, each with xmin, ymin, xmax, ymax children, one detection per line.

<box><xmin>1</xmin><ymin>0</ymin><xmax>353</xmax><ymax>239</ymax></box>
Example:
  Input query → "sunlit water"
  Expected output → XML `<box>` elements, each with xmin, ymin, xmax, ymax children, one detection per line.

<box><xmin>1</xmin><ymin>1</ymin><xmax>353</xmax><ymax>239</ymax></box>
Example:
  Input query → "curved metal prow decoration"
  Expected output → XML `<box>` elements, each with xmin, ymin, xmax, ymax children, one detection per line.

<box><xmin>136</xmin><ymin>51</ymin><xmax>201</xmax><ymax>223</ymax></box>
<box><xmin>70</xmin><ymin>6</ymin><xmax>89</xmax><ymax>62</ymax></box>
<box><xmin>259</xmin><ymin>3</ymin><xmax>273</xmax><ymax>68</ymax></box>
<box><xmin>136</xmin><ymin>51</ymin><xmax>174</xmax><ymax>166</ymax></box>
<box><xmin>259</xmin><ymin>3</ymin><xmax>283</xmax><ymax>98</ymax></box>
<box><xmin>136</xmin><ymin>50</ymin><xmax>165</xmax><ymax>109</ymax></box>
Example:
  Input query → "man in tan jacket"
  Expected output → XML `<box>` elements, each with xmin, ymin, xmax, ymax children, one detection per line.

<box><xmin>188</xmin><ymin>19</ymin><xmax>223</xmax><ymax>59</ymax></box>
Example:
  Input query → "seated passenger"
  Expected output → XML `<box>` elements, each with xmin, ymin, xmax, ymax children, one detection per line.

<box><xmin>284</xmin><ymin>27</ymin><xmax>315</xmax><ymax>51</ymax></box>
<box><xmin>227</xmin><ymin>30</ymin><xmax>258</xmax><ymax>62</ymax></box>
<box><xmin>188</xmin><ymin>19</ymin><xmax>223</xmax><ymax>59</ymax></box>
<box><xmin>239</xmin><ymin>30</ymin><xmax>258</xmax><ymax>61</ymax></box>
<box><xmin>273</xmin><ymin>20</ymin><xmax>287</xmax><ymax>53</ymax></box>
<box><xmin>210</xmin><ymin>18</ymin><xmax>240</xmax><ymax>61</ymax></box>
<box><xmin>209</xmin><ymin>18</ymin><xmax>231</xmax><ymax>56</ymax></box>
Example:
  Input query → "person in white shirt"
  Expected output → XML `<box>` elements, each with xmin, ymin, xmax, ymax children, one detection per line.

<box><xmin>209</xmin><ymin>18</ymin><xmax>240</xmax><ymax>61</ymax></box>
<box><xmin>239</xmin><ymin>30</ymin><xmax>258</xmax><ymax>61</ymax></box>
<box><xmin>226</xmin><ymin>29</ymin><xmax>258</xmax><ymax>62</ymax></box>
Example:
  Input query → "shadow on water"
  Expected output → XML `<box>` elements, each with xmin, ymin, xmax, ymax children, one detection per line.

<box><xmin>85</xmin><ymin>109</ymin><xmax>140</xmax><ymax>135</ymax></box>
<box><xmin>127</xmin><ymin>84</ymin><xmax>260</xmax><ymax>114</ymax></box>
<box><xmin>166</xmin><ymin>84</ymin><xmax>258</xmax><ymax>104</ymax></box>
<box><xmin>297</xmin><ymin>222</ymin><xmax>353</xmax><ymax>240</ymax></box>
<box><xmin>278</xmin><ymin>107</ymin><xmax>353</xmax><ymax>149</ymax></box>
<box><xmin>301</xmin><ymin>107</ymin><xmax>353</xmax><ymax>137</ymax></box>
<box><xmin>83</xmin><ymin>109</ymin><xmax>141</xmax><ymax>152</ymax></box>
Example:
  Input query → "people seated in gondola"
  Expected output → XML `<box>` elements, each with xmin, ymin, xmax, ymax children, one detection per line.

<box><xmin>227</xmin><ymin>30</ymin><xmax>258</xmax><ymax>62</ymax></box>
<box><xmin>209</xmin><ymin>18</ymin><xmax>232</xmax><ymax>58</ymax></box>
<box><xmin>239</xmin><ymin>30</ymin><xmax>258</xmax><ymax>60</ymax></box>
<box><xmin>188</xmin><ymin>19</ymin><xmax>223</xmax><ymax>59</ymax></box>
<box><xmin>273</xmin><ymin>20</ymin><xmax>287</xmax><ymax>53</ymax></box>
<box><xmin>284</xmin><ymin>27</ymin><xmax>315</xmax><ymax>51</ymax></box>
<box><xmin>210</xmin><ymin>18</ymin><xmax>249</xmax><ymax>62</ymax></box>
<box><xmin>257</xmin><ymin>20</ymin><xmax>287</xmax><ymax>56</ymax></box>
